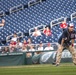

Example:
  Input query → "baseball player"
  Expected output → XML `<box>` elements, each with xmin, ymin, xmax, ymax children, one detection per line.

<box><xmin>56</xmin><ymin>23</ymin><xmax>76</xmax><ymax>66</ymax></box>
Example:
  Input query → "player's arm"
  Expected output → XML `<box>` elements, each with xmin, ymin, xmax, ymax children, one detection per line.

<box><xmin>61</xmin><ymin>38</ymin><xmax>64</xmax><ymax>46</ymax></box>
<box><xmin>71</xmin><ymin>39</ymin><xmax>75</xmax><ymax>47</ymax></box>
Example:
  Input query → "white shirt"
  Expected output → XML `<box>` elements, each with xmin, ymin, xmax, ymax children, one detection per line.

<box><xmin>44</xmin><ymin>47</ymin><xmax>54</xmax><ymax>50</ymax></box>
<box><xmin>21</xmin><ymin>49</ymin><xmax>27</xmax><ymax>52</ymax></box>
<box><xmin>32</xmin><ymin>30</ymin><xmax>41</xmax><ymax>36</ymax></box>
<box><xmin>11</xmin><ymin>37</ymin><xmax>17</xmax><ymax>42</ymax></box>
<box><xmin>18</xmin><ymin>42</ymin><xmax>22</xmax><ymax>47</ymax></box>
<box><xmin>29</xmin><ymin>49</ymin><xmax>35</xmax><ymax>51</ymax></box>
<box><xmin>38</xmin><ymin>47</ymin><xmax>44</xmax><ymax>51</ymax></box>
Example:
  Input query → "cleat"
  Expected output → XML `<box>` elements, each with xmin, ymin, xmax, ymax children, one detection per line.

<box><xmin>74</xmin><ymin>63</ymin><xmax>76</xmax><ymax>65</ymax></box>
<box><xmin>56</xmin><ymin>63</ymin><xmax>59</xmax><ymax>66</ymax></box>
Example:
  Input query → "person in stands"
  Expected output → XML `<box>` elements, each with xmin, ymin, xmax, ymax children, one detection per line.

<box><xmin>44</xmin><ymin>43</ymin><xmax>54</xmax><ymax>50</ymax></box>
<box><xmin>11</xmin><ymin>33</ymin><xmax>18</xmax><ymax>42</ymax></box>
<box><xmin>0</xmin><ymin>19</ymin><xmax>5</xmax><ymax>27</ymax></box>
<box><xmin>9</xmin><ymin>40</ymin><xmax>17</xmax><ymax>52</ymax></box>
<box><xmin>43</xmin><ymin>26</ymin><xmax>52</xmax><ymax>36</ymax></box>
<box><xmin>60</xmin><ymin>21</ymin><xmax>67</xmax><ymax>31</ymax></box>
<box><xmin>32</xmin><ymin>27</ymin><xmax>41</xmax><ymax>37</ymax></box>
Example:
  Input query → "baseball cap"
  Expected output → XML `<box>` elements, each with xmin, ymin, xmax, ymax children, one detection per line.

<box><xmin>68</xmin><ymin>23</ymin><xmax>74</xmax><ymax>28</ymax></box>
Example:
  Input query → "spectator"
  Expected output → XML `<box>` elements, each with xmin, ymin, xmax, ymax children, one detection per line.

<box><xmin>27</xmin><ymin>38</ymin><xmax>32</xmax><ymax>44</ymax></box>
<box><xmin>0</xmin><ymin>19</ymin><xmax>5</xmax><ymax>27</ymax></box>
<box><xmin>22</xmin><ymin>46</ymin><xmax>27</xmax><ymax>52</ymax></box>
<box><xmin>26</xmin><ymin>45</ymin><xmax>35</xmax><ymax>58</ymax></box>
<box><xmin>16</xmin><ymin>39</ymin><xmax>22</xmax><ymax>50</ymax></box>
<box><xmin>32</xmin><ymin>27</ymin><xmax>41</xmax><ymax>37</ymax></box>
<box><xmin>2</xmin><ymin>47</ymin><xmax>9</xmax><ymax>53</ymax></box>
<box><xmin>44</xmin><ymin>43</ymin><xmax>54</xmax><ymax>50</ymax></box>
<box><xmin>38</xmin><ymin>42</ymin><xmax>44</xmax><ymax>51</ymax></box>
<box><xmin>35</xmin><ymin>42</ymin><xmax>44</xmax><ymax>54</ymax></box>
<box><xmin>60</xmin><ymin>21</ymin><xmax>67</xmax><ymax>31</ymax></box>
<box><xmin>27</xmin><ymin>38</ymin><xmax>32</xmax><ymax>50</ymax></box>
<box><xmin>11</xmin><ymin>33</ymin><xmax>18</xmax><ymax>42</ymax></box>
<box><xmin>9</xmin><ymin>33</ymin><xmax>18</xmax><ymax>52</ymax></box>
<box><xmin>58</xmin><ymin>21</ymin><xmax>68</xmax><ymax>40</ymax></box>
<box><xmin>22</xmin><ymin>39</ymin><xmax>28</xmax><ymax>51</ymax></box>
<box><xmin>9</xmin><ymin>40</ymin><xmax>17</xmax><ymax>52</ymax></box>
<box><xmin>29</xmin><ymin>45</ymin><xmax>35</xmax><ymax>51</ymax></box>
<box><xmin>43</xmin><ymin>26</ymin><xmax>52</xmax><ymax>36</ymax></box>
<box><xmin>22</xmin><ymin>39</ymin><xmax>28</xmax><ymax>47</ymax></box>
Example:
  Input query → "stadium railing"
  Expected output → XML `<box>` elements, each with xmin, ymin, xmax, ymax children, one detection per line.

<box><xmin>0</xmin><ymin>42</ymin><xmax>58</xmax><ymax>53</ymax></box>
<box><xmin>29</xmin><ymin>24</ymin><xmax>46</xmax><ymax>35</ymax></box>
<box><xmin>0</xmin><ymin>11</ymin><xmax>5</xmax><ymax>17</ymax></box>
<box><xmin>50</xmin><ymin>17</ymin><xmax>66</xmax><ymax>28</ymax></box>
<box><xmin>9</xmin><ymin>4</ymin><xmax>24</xmax><ymax>14</ymax></box>
<box><xmin>6</xmin><ymin>31</ymin><xmax>24</xmax><ymax>43</ymax></box>
<box><xmin>71</xmin><ymin>12</ymin><xmax>76</xmax><ymax>21</ymax></box>
<box><xmin>28</xmin><ymin>0</ymin><xmax>42</xmax><ymax>7</ymax></box>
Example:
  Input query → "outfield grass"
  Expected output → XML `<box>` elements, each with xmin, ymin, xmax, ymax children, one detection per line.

<box><xmin>0</xmin><ymin>63</ymin><xmax>76</xmax><ymax>75</ymax></box>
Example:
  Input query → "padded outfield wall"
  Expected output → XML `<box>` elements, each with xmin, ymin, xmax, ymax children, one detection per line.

<box><xmin>0</xmin><ymin>49</ymin><xmax>73</xmax><ymax>66</ymax></box>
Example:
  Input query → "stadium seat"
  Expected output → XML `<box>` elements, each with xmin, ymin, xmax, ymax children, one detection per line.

<box><xmin>0</xmin><ymin>0</ymin><xmax>76</xmax><ymax>45</ymax></box>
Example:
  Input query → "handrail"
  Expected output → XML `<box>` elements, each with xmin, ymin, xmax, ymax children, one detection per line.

<box><xmin>71</xmin><ymin>12</ymin><xmax>76</xmax><ymax>21</ymax></box>
<box><xmin>50</xmin><ymin>17</ymin><xmax>66</xmax><ymax>28</ymax></box>
<box><xmin>29</xmin><ymin>24</ymin><xmax>46</xmax><ymax>35</ymax></box>
<box><xmin>0</xmin><ymin>11</ymin><xmax>5</xmax><ymax>17</ymax></box>
<box><xmin>6</xmin><ymin>31</ymin><xmax>24</xmax><ymax>42</ymax></box>
<box><xmin>28</xmin><ymin>0</ymin><xmax>42</xmax><ymax>7</ymax></box>
<box><xmin>9</xmin><ymin>4</ymin><xmax>23</xmax><ymax>13</ymax></box>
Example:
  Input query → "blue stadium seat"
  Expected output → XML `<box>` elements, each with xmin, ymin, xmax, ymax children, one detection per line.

<box><xmin>0</xmin><ymin>0</ymin><xmax>76</xmax><ymax>45</ymax></box>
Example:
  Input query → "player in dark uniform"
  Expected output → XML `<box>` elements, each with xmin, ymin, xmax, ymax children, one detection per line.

<box><xmin>56</xmin><ymin>23</ymin><xmax>76</xmax><ymax>66</ymax></box>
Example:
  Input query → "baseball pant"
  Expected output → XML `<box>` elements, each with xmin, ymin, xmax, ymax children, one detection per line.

<box><xmin>56</xmin><ymin>44</ymin><xmax>76</xmax><ymax>64</ymax></box>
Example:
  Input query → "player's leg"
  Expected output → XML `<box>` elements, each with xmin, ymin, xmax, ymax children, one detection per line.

<box><xmin>68</xmin><ymin>45</ymin><xmax>76</xmax><ymax>64</ymax></box>
<box><xmin>52</xmin><ymin>51</ymin><xmax>57</xmax><ymax>65</ymax></box>
<box><xmin>56</xmin><ymin>44</ymin><xmax>64</xmax><ymax>66</ymax></box>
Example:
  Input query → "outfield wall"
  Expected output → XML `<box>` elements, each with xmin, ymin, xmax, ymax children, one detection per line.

<box><xmin>0</xmin><ymin>49</ymin><xmax>73</xmax><ymax>66</ymax></box>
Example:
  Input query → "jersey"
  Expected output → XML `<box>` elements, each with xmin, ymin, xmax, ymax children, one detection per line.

<box><xmin>58</xmin><ymin>29</ymin><xmax>76</xmax><ymax>46</ymax></box>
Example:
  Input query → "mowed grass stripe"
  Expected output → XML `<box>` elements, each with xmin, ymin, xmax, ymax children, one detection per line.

<box><xmin>0</xmin><ymin>63</ymin><xmax>76</xmax><ymax>75</ymax></box>
<box><xmin>0</xmin><ymin>63</ymin><xmax>74</xmax><ymax>68</ymax></box>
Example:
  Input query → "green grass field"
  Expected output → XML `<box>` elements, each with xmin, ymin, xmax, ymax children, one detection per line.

<box><xmin>0</xmin><ymin>63</ymin><xmax>76</xmax><ymax>75</ymax></box>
